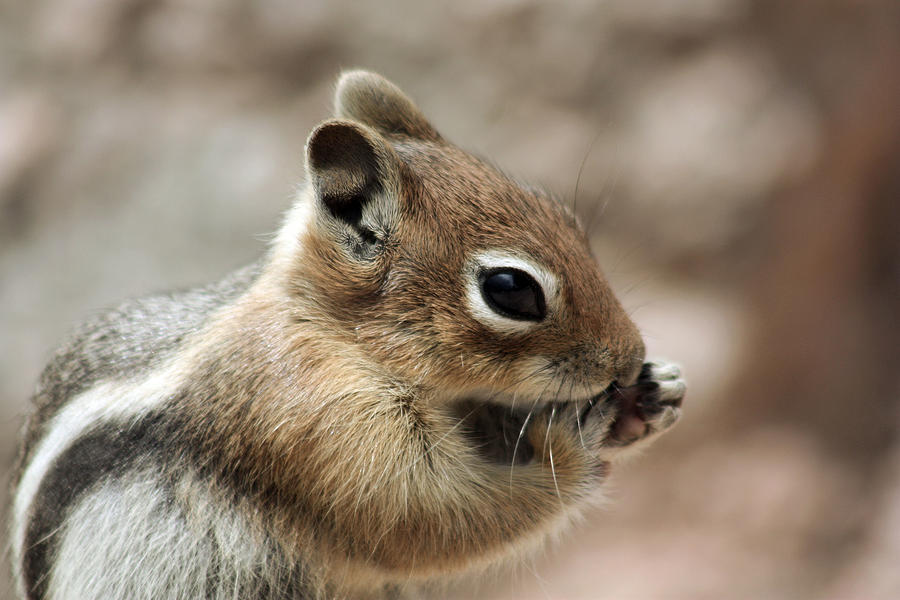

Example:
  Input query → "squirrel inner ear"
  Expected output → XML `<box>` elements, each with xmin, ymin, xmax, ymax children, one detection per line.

<box><xmin>334</xmin><ymin>70</ymin><xmax>441</xmax><ymax>141</ymax></box>
<box><xmin>306</xmin><ymin>119</ymin><xmax>399</xmax><ymax>258</ymax></box>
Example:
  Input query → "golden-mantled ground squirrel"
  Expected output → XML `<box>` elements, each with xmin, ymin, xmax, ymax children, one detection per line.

<box><xmin>11</xmin><ymin>71</ymin><xmax>685</xmax><ymax>600</ymax></box>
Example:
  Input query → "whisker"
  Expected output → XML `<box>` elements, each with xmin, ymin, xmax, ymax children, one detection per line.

<box><xmin>510</xmin><ymin>376</ymin><xmax>557</xmax><ymax>492</ymax></box>
<box><xmin>542</xmin><ymin>376</ymin><xmax>567</xmax><ymax>485</ymax></box>
<box><xmin>584</xmin><ymin>157</ymin><xmax>621</xmax><ymax>237</ymax></box>
<box><xmin>547</xmin><ymin>404</ymin><xmax>563</xmax><ymax>505</ymax></box>
<box><xmin>508</xmin><ymin>409</ymin><xmax>534</xmax><ymax>495</ymax></box>
<box><xmin>572</xmin><ymin>130</ymin><xmax>608</xmax><ymax>219</ymax></box>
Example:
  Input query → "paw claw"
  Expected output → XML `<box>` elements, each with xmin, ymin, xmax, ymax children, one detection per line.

<box><xmin>649</xmin><ymin>361</ymin><xmax>682</xmax><ymax>381</ymax></box>
<box><xmin>657</xmin><ymin>379</ymin><xmax>686</xmax><ymax>405</ymax></box>
<box><xmin>654</xmin><ymin>405</ymin><xmax>681</xmax><ymax>430</ymax></box>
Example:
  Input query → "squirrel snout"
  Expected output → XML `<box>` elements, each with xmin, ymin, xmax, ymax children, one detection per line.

<box><xmin>615</xmin><ymin>356</ymin><xmax>644</xmax><ymax>388</ymax></box>
<box><xmin>610</xmin><ymin>338</ymin><xmax>645</xmax><ymax>388</ymax></box>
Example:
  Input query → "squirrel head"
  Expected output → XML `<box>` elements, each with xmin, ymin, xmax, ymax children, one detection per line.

<box><xmin>276</xmin><ymin>70</ymin><xmax>644</xmax><ymax>405</ymax></box>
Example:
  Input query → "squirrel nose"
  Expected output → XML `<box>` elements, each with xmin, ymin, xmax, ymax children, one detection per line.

<box><xmin>612</xmin><ymin>338</ymin><xmax>645</xmax><ymax>387</ymax></box>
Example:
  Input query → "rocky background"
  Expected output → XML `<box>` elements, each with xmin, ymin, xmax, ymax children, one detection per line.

<box><xmin>2</xmin><ymin>1</ymin><xmax>899</xmax><ymax>598</ymax></box>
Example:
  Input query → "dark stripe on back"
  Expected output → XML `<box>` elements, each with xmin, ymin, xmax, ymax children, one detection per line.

<box><xmin>21</xmin><ymin>413</ymin><xmax>167</xmax><ymax>600</ymax></box>
<box><xmin>21</xmin><ymin>407</ymin><xmax>314</xmax><ymax>600</ymax></box>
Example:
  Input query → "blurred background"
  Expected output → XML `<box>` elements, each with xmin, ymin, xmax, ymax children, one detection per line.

<box><xmin>1</xmin><ymin>1</ymin><xmax>898</xmax><ymax>598</ymax></box>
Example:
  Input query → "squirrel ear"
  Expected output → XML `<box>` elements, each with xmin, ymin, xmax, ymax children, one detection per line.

<box><xmin>306</xmin><ymin>119</ymin><xmax>399</xmax><ymax>258</ymax></box>
<box><xmin>334</xmin><ymin>70</ymin><xmax>441</xmax><ymax>142</ymax></box>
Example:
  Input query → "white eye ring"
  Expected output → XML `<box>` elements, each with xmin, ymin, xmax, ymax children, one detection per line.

<box><xmin>464</xmin><ymin>250</ymin><xmax>559</xmax><ymax>334</ymax></box>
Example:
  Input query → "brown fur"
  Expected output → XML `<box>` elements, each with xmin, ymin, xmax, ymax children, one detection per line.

<box><xmin>170</xmin><ymin>72</ymin><xmax>647</xmax><ymax>593</ymax></box>
<box><xmin>14</xmin><ymin>71</ymin><xmax>681</xmax><ymax>600</ymax></box>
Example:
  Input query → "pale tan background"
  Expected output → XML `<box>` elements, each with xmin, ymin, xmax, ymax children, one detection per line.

<box><xmin>2</xmin><ymin>1</ymin><xmax>899</xmax><ymax>599</ymax></box>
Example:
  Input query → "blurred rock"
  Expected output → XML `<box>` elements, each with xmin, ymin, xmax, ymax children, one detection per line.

<box><xmin>33</xmin><ymin>0</ymin><xmax>148</xmax><ymax>66</ymax></box>
<box><xmin>616</xmin><ymin>43</ymin><xmax>821</xmax><ymax>259</ymax></box>
<box><xmin>0</xmin><ymin>91</ymin><xmax>62</xmax><ymax>239</ymax></box>
<box><xmin>606</xmin><ymin>0</ymin><xmax>748</xmax><ymax>35</ymax></box>
<box><xmin>825</xmin><ymin>441</ymin><xmax>900</xmax><ymax>600</ymax></box>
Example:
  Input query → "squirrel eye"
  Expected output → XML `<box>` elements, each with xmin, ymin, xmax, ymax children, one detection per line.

<box><xmin>479</xmin><ymin>268</ymin><xmax>546</xmax><ymax>321</ymax></box>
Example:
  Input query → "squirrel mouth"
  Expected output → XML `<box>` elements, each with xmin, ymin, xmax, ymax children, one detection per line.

<box><xmin>451</xmin><ymin>399</ymin><xmax>536</xmax><ymax>466</ymax></box>
<box><xmin>450</xmin><ymin>386</ymin><xmax>609</xmax><ymax>467</ymax></box>
<box><xmin>452</xmin><ymin>374</ymin><xmax>678</xmax><ymax>464</ymax></box>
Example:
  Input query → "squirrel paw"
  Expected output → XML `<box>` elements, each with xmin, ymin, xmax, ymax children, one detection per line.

<box><xmin>457</xmin><ymin>361</ymin><xmax>684</xmax><ymax>466</ymax></box>
<box><xmin>582</xmin><ymin>361</ymin><xmax>685</xmax><ymax>449</ymax></box>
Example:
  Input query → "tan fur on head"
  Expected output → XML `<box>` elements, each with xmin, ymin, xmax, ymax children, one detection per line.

<box><xmin>284</xmin><ymin>71</ymin><xmax>645</xmax><ymax>406</ymax></box>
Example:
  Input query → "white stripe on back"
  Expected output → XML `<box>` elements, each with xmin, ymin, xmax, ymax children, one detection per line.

<box><xmin>12</xmin><ymin>362</ymin><xmax>186</xmax><ymax>596</ymax></box>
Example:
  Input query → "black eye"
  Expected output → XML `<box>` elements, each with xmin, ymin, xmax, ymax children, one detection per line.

<box><xmin>479</xmin><ymin>268</ymin><xmax>546</xmax><ymax>321</ymax></box>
